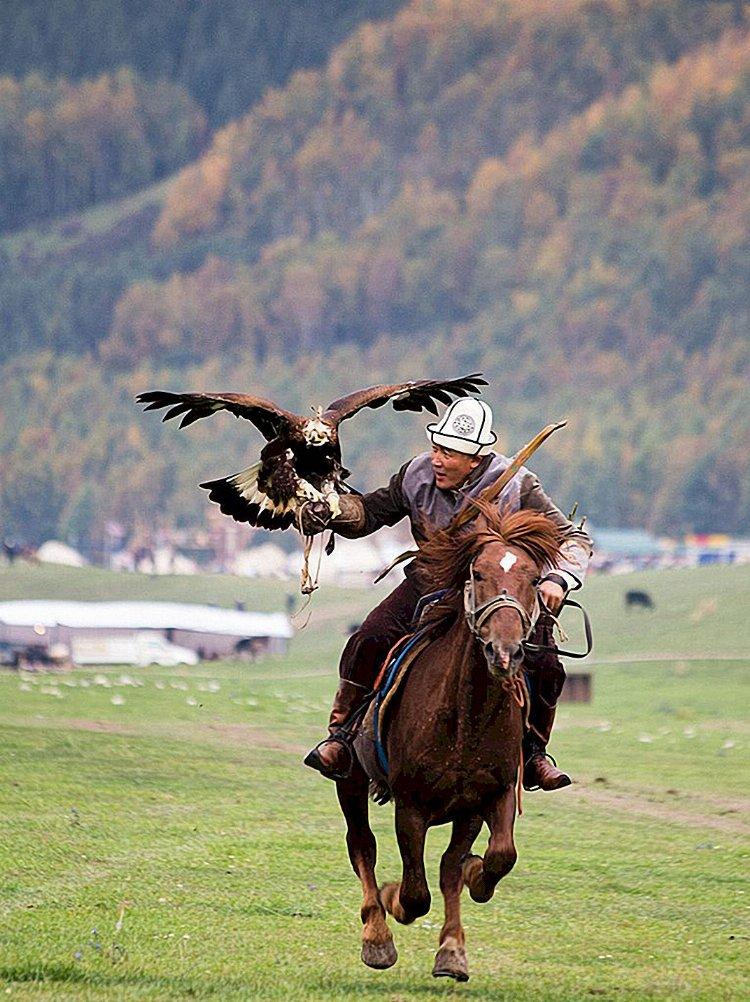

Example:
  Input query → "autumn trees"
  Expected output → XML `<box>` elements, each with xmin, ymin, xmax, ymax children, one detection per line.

<box><xmin>0</xmin><ymin>69</ymin><xmax>206</xmax><ymax>231</ymax></box>
<box><xmin>1</xmin><ymin>0</ymin><xmax>749</xmax><ymax>546</ymax></box>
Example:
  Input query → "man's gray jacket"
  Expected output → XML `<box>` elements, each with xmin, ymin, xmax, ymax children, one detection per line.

<box><xmin>339</xmin><ymin>451</ymin><xmax>592</xmax><ymax>590</ymax></box>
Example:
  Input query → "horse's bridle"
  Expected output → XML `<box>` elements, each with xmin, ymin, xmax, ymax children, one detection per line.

<box><xmin>463</xmin><ymin>558</ymin><xmax>539</xmax><ymax>645</ymax></box>
<box><xmin>463</xmin><ymin>557</ymin><xmax>594</xmax><ymax>659</ymax></box>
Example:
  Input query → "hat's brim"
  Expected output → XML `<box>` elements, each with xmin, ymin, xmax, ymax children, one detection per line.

<box><xmin>426</xmin><ymin>425</ymin><xmax>496</xmax><ymax>456</ymax></box>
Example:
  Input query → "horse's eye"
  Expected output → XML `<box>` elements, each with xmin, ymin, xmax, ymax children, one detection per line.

<box><xmin>531</xmin><ymin>577</ymin><xmax>540</xmax><ymax>587</ymax></box>
<box><xmin>474</xmin><ymin>571</ymin><xmax>484</xmax><ymax>582</ymax></box>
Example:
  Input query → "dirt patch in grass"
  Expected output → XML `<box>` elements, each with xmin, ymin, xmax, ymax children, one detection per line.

<box><xmin>61</xmin><ymin>717</ymin><xmax>132</xmax><ymax>734</ymax></box>
<box><xmin>202</xmin><ymin>720</ymin><xmax>306</xmax><ymax>755</ymax></box>
<box><xmin>15</xmin><ymin>714</ymin><xmax>307</xmax><ymax>756</ymax></box>
<box><xmin>569</xmin><ymin>781</ymin><xmax>750</xmax><ymax>836</ymax></box>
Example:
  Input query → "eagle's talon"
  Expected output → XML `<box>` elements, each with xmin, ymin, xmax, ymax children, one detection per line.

<box><xmin>298</xmin><ymin>478</ymin><xmax>327</xmax><ymax>503</ymax></box>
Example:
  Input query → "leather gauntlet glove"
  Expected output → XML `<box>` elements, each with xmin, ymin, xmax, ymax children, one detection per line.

<box><xmin>298</xmin><ymin>494</ymin><xmax>365</xmax><ymax>537</ymax></box>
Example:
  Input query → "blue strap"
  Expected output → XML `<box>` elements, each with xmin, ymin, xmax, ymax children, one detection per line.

<box><xmin>372</xmin><ymin>630</ymin><xmax>426</xmax><ymax>775</ymax></box>
<box><xmin>410</xmin><ymin>588</ymin><xmax>450</xmax><ymax>627</ymax></box>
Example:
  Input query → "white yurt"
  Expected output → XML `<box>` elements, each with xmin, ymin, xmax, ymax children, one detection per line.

<box><xmin>36</xmin><ymin>541</ymin><xmax>87</xmax><ymax>567</ymax></box>
<box><xmin>317</xmin><ymin>536</ymin><xmax>385</xmax><ymax>588</ymax></box>
<box><xmin>232</xmin><ymin>543</ymin><xmax>291</xmax><ymax>579</ymax></box>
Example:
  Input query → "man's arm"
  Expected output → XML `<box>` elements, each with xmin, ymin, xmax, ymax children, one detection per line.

<box><xmin>332</xmin><ymin>462</ymin><xmax>411</xmax><ymax>538</ymax></box>
<box><xmin>519</xmin><ymin>471</ymin><xmax>593</xmax><ymax>605</ymax></box>
<box><xmin>301</xmin><ymin>463</ymin><xmax>411</xmax><ymax>539</ymax></box>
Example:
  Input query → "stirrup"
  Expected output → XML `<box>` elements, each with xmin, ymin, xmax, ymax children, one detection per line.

<box><xmin>303</xmin><ymin>731</ymin><xmax>356</xmax><ymax>781</ymax></box>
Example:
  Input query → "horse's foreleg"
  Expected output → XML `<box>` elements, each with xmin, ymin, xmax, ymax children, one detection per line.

<box><xmin>432</xmin><ymin>814</ymin><xmax>483</xmax><ymax>983</ymax></box>
<box><xmin>380</xmin><ymin>803</ymin><xmax>430</xmax><ymax>924</ymax></box>
<box><xmin>462</xmin><ymin>784</ymin><xmax>517</xmax><ymax>903</ymax></box>
<box><xmin>336</xmin><ymin>772</ymin><xmax>397</xmax><ymax>970</ymax></box>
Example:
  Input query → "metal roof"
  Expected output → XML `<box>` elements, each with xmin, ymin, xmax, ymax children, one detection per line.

<box><xmin>0</xmin><ymin>601</ymin><xmax>292</xmax><ymax>639</ymax></box>
<box><xmin>589</xmin><ymin>526</ymin><xmax>663</xmax><ymax>557</ymax></box>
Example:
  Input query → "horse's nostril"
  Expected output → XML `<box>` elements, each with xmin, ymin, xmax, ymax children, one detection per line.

<box><xmin>484</xmin><ymin>640</ymin><xmax>494</xmax><ymax>658</ymax></box>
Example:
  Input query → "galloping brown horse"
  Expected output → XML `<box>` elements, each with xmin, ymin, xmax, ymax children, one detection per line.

<box><xmin>336</xmin><ymin>500</ymin><xmax>564</xmax><ymax>981</ymax></box>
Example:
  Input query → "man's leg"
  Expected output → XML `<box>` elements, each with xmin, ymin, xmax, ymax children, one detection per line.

<box><xmin>304</xmin><ymin>576</ymin><xmax>422</xmax><ymax>779</ymax></box>
<box><xmin>522</xmin><ymin>616</ymin><xmax>571</xmax><ymax>791</ymax></box>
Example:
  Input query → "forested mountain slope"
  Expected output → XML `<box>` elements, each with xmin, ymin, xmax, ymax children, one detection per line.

<box><xmin>0</xmin><ymin>0</ymin><xmax>404</xmax><ymax>127</ymax></box>
<box><xmin>0</xmin><ymin>70</ymin><xmax>206</xmax><ymax>232</ymax></box>
<box><xmin>2</xmin><ymin>0</ymin><xmax>743</xmax><ymax>363</ymax></box>
<box><xmin>0</xmin><ymin>0</ymin><xmax>748</xmax><ymax>547</ymax></box>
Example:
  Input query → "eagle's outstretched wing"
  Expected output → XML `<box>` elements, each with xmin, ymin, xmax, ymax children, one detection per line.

<box><xmin>136</xmin><ymin>390</ymin><xmax>298</xmax><ymax>441</ymax></box>
<box><xmin>323</xmin><ymin>373</ymin><xmax>487</xmax><ymax>424</ymax></box>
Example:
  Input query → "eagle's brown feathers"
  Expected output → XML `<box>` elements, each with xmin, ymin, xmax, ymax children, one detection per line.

<box><xmin>323</xmin><ymin>374</ymin><xmax>486</xmax><ymax>423</ymax></box>
<box><xmin>137</xmin><ymin>374</ymin><xmax>487</xmax><ymax>531</ymax></box>
<box><xmin>137</xmin><ymin>390</ymin><xmax>297</xmax><ymax>440</ymax></box>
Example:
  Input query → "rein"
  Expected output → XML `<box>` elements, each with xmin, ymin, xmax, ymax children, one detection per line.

<box><xmin>523</xmin><ymin>597</ymin><xmax>594</xmax><ymax>659</ymax></box>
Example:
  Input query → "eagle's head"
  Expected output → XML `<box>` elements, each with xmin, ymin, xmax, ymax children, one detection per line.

<box><xmin>302</xmin><ymin>408</ymin><xmax>334</xmax><ymax>446</ymax></box>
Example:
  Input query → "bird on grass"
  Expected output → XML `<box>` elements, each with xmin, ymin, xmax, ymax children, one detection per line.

<box><xmin>137</xmin><ymin>375</ymin><xmax>487</xmax><ymax>531</ymax></box>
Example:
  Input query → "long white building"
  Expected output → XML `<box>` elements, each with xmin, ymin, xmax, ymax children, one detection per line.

<box><xmin>0</xmin><ymin>600</ymin><xmax>292</xmax><ymax>661</ymax></box>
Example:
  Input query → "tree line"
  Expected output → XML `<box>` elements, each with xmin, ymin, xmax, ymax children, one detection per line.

<box><xmin>0</xmin><ymin>68</ymin><xmax>206</xmax><ymax>232</ymax></box>
<box><xmin>0</xmin><ymin>0</ymin><xmax>404</xmax><ymax>127</ymax></box>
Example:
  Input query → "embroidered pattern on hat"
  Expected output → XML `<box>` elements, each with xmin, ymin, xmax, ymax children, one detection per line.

<box><xmin>452</xmin><ymin>414</ymin><xmax>476</xmax><ymax>435</ymax></box>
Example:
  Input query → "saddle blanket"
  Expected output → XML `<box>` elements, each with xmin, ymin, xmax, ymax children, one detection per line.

<box><xmin>354</xmin><ymin>626</ymin><xmax>435</xmax><ymax>801</ymax></box>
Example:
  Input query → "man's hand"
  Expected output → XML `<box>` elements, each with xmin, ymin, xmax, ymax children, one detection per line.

<box><xmin>298</xmin><ymin>500</ymin><xmax>332</xmax><ymax>536</ymax></box>
<box><xmin>298</xmin><ymin>495</ymin><xmax>366</xmax><ymax>537</ymax></box>
<box><xmin>538</xmin><ymin>578</ymin><xmax>566</xmax><ymax>615</ymax></box>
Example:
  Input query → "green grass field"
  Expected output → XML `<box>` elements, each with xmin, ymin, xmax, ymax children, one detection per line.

<box><xmin>1</xmin><ymin>562</ymin><xmax>748</xmax><ymax>1000</ymax></box>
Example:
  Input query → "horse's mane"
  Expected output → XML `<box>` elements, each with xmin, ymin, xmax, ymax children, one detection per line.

<box><xmin>415</xmin><ymin>496</ymin><xmax>564</xmax><ymax>595</ymax></box>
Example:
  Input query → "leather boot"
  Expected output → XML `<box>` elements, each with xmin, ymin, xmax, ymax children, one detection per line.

<box><xmin>304</xmin><ymin>679</ymin><xmax>370</xmax><ymax>780</ymax></box>
<box><xmin>522</xmin><ymin>620</ymin><xmax>571</xmax><ymax>791</ymax></box>
<box><xmin>522</xmin><ymin>703</ymin><xmax>571</xmax><ymax>791</ymax></box>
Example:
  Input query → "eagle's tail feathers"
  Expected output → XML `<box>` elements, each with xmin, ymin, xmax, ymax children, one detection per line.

<box><xmin>227</xmin><ymin>461</ymin><xmax>263</xmax><ymax>496</ymax></box>
<box><xmin>200</xmin><ymin>462</ymin><xmax>298</xmax><ymax>531</ymax></box>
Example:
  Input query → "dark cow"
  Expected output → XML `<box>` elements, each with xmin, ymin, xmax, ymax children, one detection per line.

<box><xmin>625</xmin><ymin>590</ymin><xmax>654</xmax><ymax>609</ymax></box>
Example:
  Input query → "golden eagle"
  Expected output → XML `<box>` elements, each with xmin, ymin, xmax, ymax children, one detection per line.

<box><xmin>137</xmin><ymin>375</ymin><xmax>486</xmax><ymax>531</ymax></box>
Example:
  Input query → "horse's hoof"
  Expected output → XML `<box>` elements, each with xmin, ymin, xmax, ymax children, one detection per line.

<box><xmin>461</xmin><ymin>853</ymin><xmax>483</xmax><ymax>894</ymax></box>
<box><xmin>361</xmin><ymin>938</ymin><xmax>398</xmax><ymax>969</ymax></box>
<box><xmin>432</xmin><ymin>943</ymin><xmax>469</xmax><ymax>982</ymax></box>
<box><xmin>379</xmin><ymin>881</ymin><xmax>399</xmax><ymax>917</ymax></box>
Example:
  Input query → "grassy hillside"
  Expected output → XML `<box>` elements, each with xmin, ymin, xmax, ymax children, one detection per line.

<box><xmin>0</xmin><ymin>563</ymin><xmax>747</xmax><ymax>998</ymax></box>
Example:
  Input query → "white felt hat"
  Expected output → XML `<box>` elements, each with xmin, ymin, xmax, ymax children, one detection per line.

<box><xmin>426</xmin><ymin>398</ymin><xmax>497</xmax><ymax>456</ymax></box>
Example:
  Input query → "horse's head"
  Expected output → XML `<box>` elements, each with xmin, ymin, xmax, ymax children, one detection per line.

<box><xmin>416</xmin><ymin>498</ymin><xmax>564</xmax><ymax>679</ymax></box>
<box><xmin>464</xmin><ymin>537</ymin><xmax>543</xmax><ymax>677</ymax></box>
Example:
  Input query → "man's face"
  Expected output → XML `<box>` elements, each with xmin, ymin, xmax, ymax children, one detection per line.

<box><xmin>430</xmin><ymin>444</ymin><xmax>482</xmax><ymax>490</ymax></box>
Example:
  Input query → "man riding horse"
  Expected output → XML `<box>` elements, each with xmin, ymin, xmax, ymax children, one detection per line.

<box><xmin>303</xmin><ymin>397</ymin><xmax>592</xmax><ymax>791</ymax></box>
